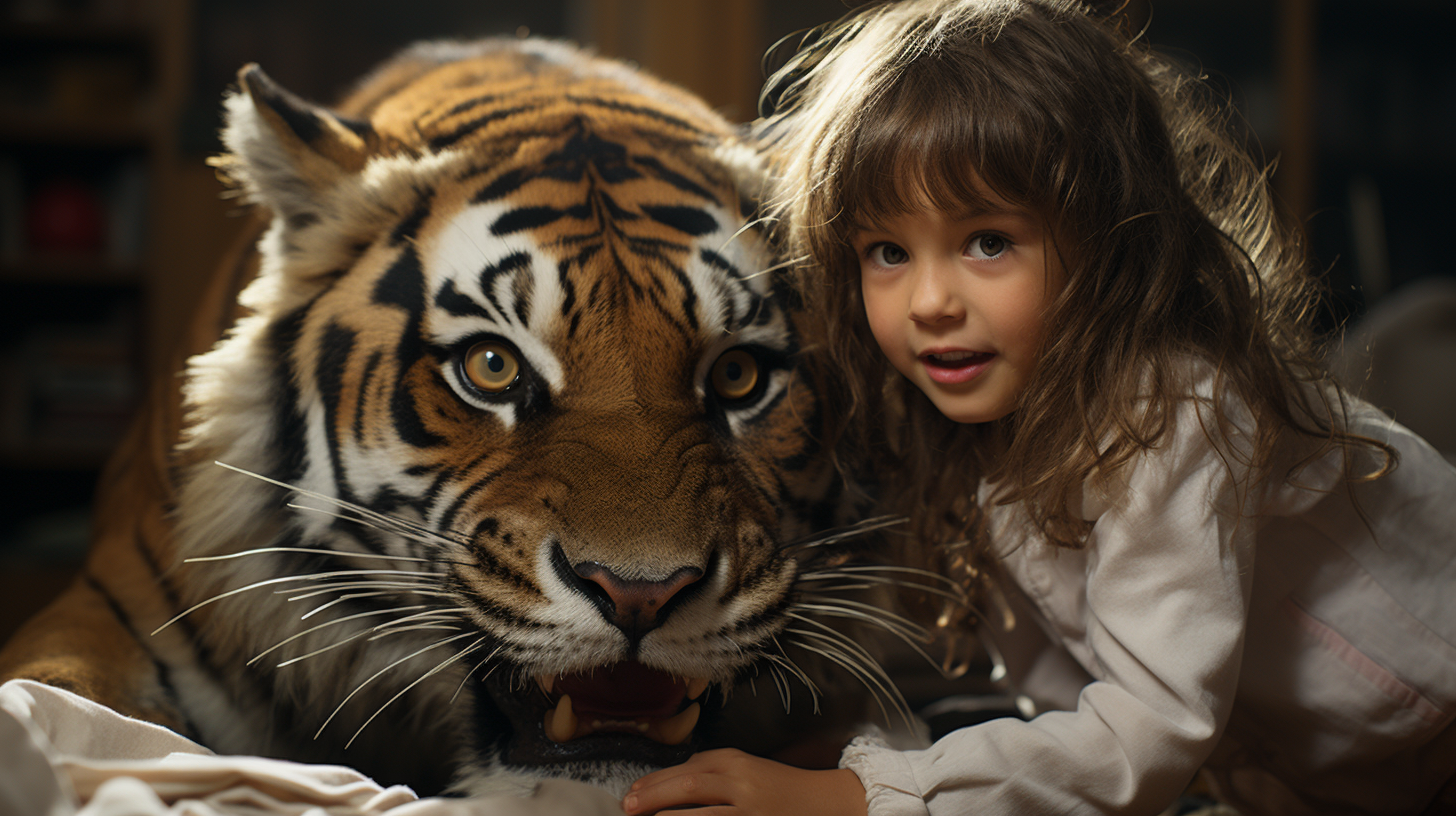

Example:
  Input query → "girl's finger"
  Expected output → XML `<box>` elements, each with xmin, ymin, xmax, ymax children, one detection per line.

<box><xmin>623</xmin><ymin>769</ymin><xmax>741</xmax><ymax>815</ymax></box>
<box><xmin>630</xmin><ymin>749</ymin><xmax>746</xmax><ymax>791</ymax></box>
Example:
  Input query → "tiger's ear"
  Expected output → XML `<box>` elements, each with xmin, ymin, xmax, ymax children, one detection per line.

<box><xmin>219</xmin><ymin>64</ymin><xmax>376</xmax><ymax>220</ymax></box>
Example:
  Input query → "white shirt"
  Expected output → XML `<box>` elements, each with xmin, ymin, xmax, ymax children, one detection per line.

<box><xmin>841</xmin><ymin>371</ymin><xmax>1456</xmax><ymax>815</ymax></box>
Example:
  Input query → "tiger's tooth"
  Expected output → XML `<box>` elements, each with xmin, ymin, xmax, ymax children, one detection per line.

<box><xmin>686</xmin><ymin>676</ymin><xmax>709</xmax><ymax>700</ymax></box>
<box><xmin>658</xmin><ymin>702</ymin><xmax>700</xmax><ymax>746</ymax></box>
<box><xmin>538</xmin><ymin>674</ymin><xmax>555</xmax><ymax>695</ymax></box>
<box><xmin>545</xmin><ymin>694</ymin><xmax>577</xmax><ymax>743</ymax></box>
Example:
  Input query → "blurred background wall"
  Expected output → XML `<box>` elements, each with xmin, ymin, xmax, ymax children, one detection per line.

<box><xmin>2</xmin><ymin>0</ymin><xmax>1453</xmax><ymax>641</ymax></box>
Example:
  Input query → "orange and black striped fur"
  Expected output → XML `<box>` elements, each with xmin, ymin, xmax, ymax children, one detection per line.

<box><xmin>0</xmin><ymin>39</ymin><xmax>898</xmax><ymax>796</ymax></box>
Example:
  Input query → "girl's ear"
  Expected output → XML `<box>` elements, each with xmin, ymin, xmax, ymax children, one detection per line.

<box><xmin>219</xmin><ymin>64</ymin><xmax>377</xmax><ymax>222</ymax></box>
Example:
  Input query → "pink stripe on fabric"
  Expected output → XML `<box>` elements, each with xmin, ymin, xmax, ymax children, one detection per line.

<box><xmin>1282</xmin><ymin>598</ymin><xmax>1446</xmax><ymax>726</ymax></box>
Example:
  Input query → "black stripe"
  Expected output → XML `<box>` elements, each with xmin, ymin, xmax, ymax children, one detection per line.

<box><xmin>354</xmin><ymin>350</ymin><xmax>384</xmax><ymax>443</ymax></box>
<box><xmin>472</xmin><ymin>168</ymin><xmax>528</xmax><ymax>204</ymax></box>
<box><xmin>512</xmin><ymin>273</ymin><xmax>533</xmax><ymax>326</ymax></box>
<box><xmin>437</xmin><ymin>468</ymin><xmax>502</xmax><ymax>535</ymax></box>
<box><xmin>564</xmin><ymin>95</ymin><xmax>706</xmax><ymax>136</ymax></box>
<box><xmin>455</xmin><ymin>578</ymin><xmax>549</xmax><ymax>627</ymax></box>
<box><xmin>491</xmin><ymin>206</ymin><xmax>563</xmax><ymax>235</ymax></box>
<box><xmin>642</xmin><ymin>205</ymin><xmax>718</xmax><ymax>237</ymax></box>
<box><xmin>634</xmin><ymin>155</ymin><xmax>718</xmax><ymax>202</ymax></box>
<box><xmin>698</xmin><ymin>248</ymin><xmax>746</xmax><ymax>280</ymax></box>
<box><xmin>317</xmin><ymin>321</ymin><xmax>360</xmax><ymax>505</ymax></box>
<box><xmin>598</xmin><ymin>189</ymin><xmax>640</xmax><ymax>223</ymax></box>
<box><xmin>371</xmin><ymin>249</ymin><xmax>446</xmax><ymax>449</ymax></box>
<box><xmin>435</xmin><ymin>279</ymin><xmax>493</xmax><ymax>321</ymax></box>
<box><xmin>81</xmin><ymin>572</ymin><xmax>204</xmax><ymax>739</ymax></box>
<box><xmin>372</xmin><ymin>247</ymin><xmax>427</xmax><ymax>311</ymax></box>
<box><xmin>667</xmin><ymin>261</ymin><xmax>700</xmax><ymax>333</ymax></box>
<box><xmin>438</xmin><ymin>93</ymin><xmax>502</xmax><ymax>121</ymax></box>
<box><xmin>430</xmin><ymin>103</ymin><xmax>541</xmax><ymax>151</ymax></box>
<box><xmin>390</xmin><ymin>201</ymin><xmax>432</xmax><ymax>246</ymax></box>
<box><xmin>557</xmin><ymin>258</ymin><xmax>580</xmax><ymax>339</ymax></box>
<box><xmin>267</xmin><ymin>307</ymin><xmax>312</xmax><ymax>485</ymax></box>
<box><xmin>479</xmin><ymin>251</ymin><xmax>533</xmax><ymax>318</ymax></box>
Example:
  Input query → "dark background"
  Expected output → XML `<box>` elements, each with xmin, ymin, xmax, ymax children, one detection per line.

<box><xmin>2</xmin><ymin>0</ymin><xmax>1453</xmax><ymax>643</ymax></box>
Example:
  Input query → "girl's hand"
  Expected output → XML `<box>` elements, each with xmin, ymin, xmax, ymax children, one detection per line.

<box><xmin>621</xmin><ymin>749</ymin><xmax>868</xmax><ymax>816</ymax></box>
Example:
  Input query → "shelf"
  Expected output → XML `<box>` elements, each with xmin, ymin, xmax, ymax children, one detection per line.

<box><xmin>0</xmin><ymin>256</ymin><xmax>145</xmax><ymax>285</ymax></box>
<box><xmin>0</xmin><ymin>442</ymin><xmax>117</xmax><ymax>471</ymax></box>
<box><xmin>0</xmin><ymin>20</ymin><xmax>155</xmax><ymax>47</ymax></box>
<box><xmin>0</xmin><ymin>112</ymin><xmax>155</xmax><ymax>147</ymax></box>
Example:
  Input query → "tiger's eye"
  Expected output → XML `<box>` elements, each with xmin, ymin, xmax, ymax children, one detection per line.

<box><xmin>464</xmin><ymin>342</ymin><xmax>519</xmax><ymax>392</ymax></box>
<box><xmin>711</xmin><ymin>349</ymin><xmax>759</xmax><ymax>401</ymax></box>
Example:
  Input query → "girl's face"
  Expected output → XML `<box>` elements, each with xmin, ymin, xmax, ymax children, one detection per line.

<box><xmin>853</xmin><ymin>192</ymin><xmax>1064</xmax><ymax>424</ymax></box>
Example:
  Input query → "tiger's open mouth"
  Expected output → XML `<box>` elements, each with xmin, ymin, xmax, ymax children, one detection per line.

<box><xmin>481</xmin><ymin>660</ymin><xmax>715</xmax><ymax>768</ymax></box>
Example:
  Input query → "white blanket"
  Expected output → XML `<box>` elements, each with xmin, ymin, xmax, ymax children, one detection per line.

<box><xmin>0</xmin><ymin>679</ymin><xmax>623</xmax><ymax>816</ymax></box>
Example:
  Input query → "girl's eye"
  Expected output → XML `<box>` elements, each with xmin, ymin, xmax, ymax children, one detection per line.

<box><xmin>463</xmin><ymin>341</ymin><xmax>520</xmax><ymax>392</ymax></box>
<box><xmin>967</xmin><ymin>234</ymin><xmax>1008</xmax><ymax>260</ymax></box>
<box><xmin>710</xmin><ymin>348</ymin><xmax>760</xmax><ymax>401</ymax></box>
<box><xmin>869</xmin><ymin>243</ymin><xmax>909</xmax><ymax>267</ymax></box>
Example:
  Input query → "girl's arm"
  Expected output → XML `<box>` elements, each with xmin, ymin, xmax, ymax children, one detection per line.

<box><xmin>623</xmin><ymin>749</ymin><xmax>868</xmax><ymax>816</ymax></box>
<box><xmin>827</xmin><ymin>390</ymin><xmax>1260</xmax><ymax>816</ymax></box>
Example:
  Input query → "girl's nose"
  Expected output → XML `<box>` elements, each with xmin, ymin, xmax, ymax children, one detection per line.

<box><xmin>908</xmin><ymin>263</ymin><xmax>964</xmax><ymax>324</ymax></box>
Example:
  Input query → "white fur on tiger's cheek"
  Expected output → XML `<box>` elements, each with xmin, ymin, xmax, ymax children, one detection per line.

<box><xmin>681</xmin><ymin>207</ymin><xmax>774</xmax><ymax>339</ymax></box>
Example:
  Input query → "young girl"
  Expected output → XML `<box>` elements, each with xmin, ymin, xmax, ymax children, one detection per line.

<box><xmin>623</xmin><ymin>1</ymin><xmax>1456</xmax><ymax>815</ymax></box>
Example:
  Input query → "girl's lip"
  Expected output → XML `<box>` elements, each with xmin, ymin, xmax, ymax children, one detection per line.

<box><xmin>918</xmin><ymin>349</ymin><xmax>995</xmax><ymax>385</ymax></box>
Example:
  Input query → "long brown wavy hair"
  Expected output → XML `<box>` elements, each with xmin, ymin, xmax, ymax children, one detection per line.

<box><xmin>755</xmin><ymin>0</ymin><xmax>1393</xmax><ymax>632</ymax></box>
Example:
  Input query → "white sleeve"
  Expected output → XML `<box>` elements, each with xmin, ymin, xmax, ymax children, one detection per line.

<box><xmin>843</xmin><ymin>399</ymin><xmax>1257</xmax><ymax>816</ymax></box>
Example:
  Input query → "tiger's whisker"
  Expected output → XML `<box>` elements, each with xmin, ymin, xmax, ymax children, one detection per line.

<box><xmin>273</xmin><ymin>614</ymin><xmax>460</xmax><ymax>667</ymax></box>
<box><xmin>300</xmin><ymin>591</ymin><xmax>430</xmax><ymax>620</ymax></box>
<box><xmin>283</xmin><ymin>502</ymin><xmax>467</xmax><ymax>554</ymax></box>
<box><xmin>714</xmin><ymin>214</ymin><xmax>770</xmax><ymax>256</ymax></box>
<box><xmin>795</xmin><ymin>596</ymin><xmax>929</xmax><ymax>639</ymax></box>
<box><xmin>247</xmin><ymin>604</ymin><xmax>432</xmax><ymax>666</ymax></box>
<box><xmin>366</xmin><ymin>624</ymin><xmax>464</xmax><ymax>642</ymax></box>
<box><xmin>743</xmin><ymin>254</ymin><xmax>808</xmax><ymax>281</ymax></box>
<box><xmin>802</xmin><ymin>563</ymin><xmax>962</xmax><ymax>586</ymax></box>
<box><xmin>314</xmin><ymin>631</ymin><xmax>478</xmax><ymax>740</ymax></box>
<box><xmin>783</xmin><ymin>616</ymin><xmax>913</xmax><ymax>725</ymax></box>
<box><xmin>785</xmin><ymin>634</ymin><xmax>907</xmax><ymax>727</ymax></box>
<box><xmin>152</xmin><ymin>569</ymin><xmax>436</xmax><ymax>635</ymax></box>
<box><xmin>766</xmin><ymin>634</ymin><xmax>822</xmax><ymax>714</ymax></box>
<box><xmin>766</xmin><ymin>661</ymin><xmax>791</xmax><ymax>713</ymax></box>
<box><xmin>791</xmin><ymin>600</ymin><xmax>944</xmax><ymax>672</ymax></box>
<box><xmin>782</xmin><ymin>515</ymin><xmax>906</xmax><ymax>551</ymax></box>
<box><xmin>786</xmin><ymin>612</ymin><xmax>892</xmax><ymax>660</ymax></box>
<box><xmin>368</xmin><ymin>614</ymin><xmax>465</xmax><ymax>635</ymax></box>
<box><xmin>212</xmin><ymin>462</ymin><xmax>468</xmax><ymax>551</ymax></box>
<box><xmin>282</xmin><ymin>583</ymin><xmax>450</xmax><ymax>603</ymax></box>
<box><xmin>346</xmin><ymin>637</ymin><xmax>487</xmax><ymax>749</ymax></box>
<box><xmin>796</xmin><ymin>573</ymin><xmax>968</xmax><ymax>605</ymax></box>
<box><xmin>770</xmin><ymin>633</ymin><xmax>821</xmax><ymax>696</ymax></box>
<box><xmin>276</xmin><ymin>628</ymin><xmax>374</xmax><ymax>667</ymax></box>
<box><xmin>450</xmin><ymin>644</ymin><xmax>505</xmax><ymax>704</ymax></box>
<box><xmin>184</xmin><ymin>546</ymin><xmax>434</xmax><ymax>564</ymax></box>
<box><xmin>365</xmin><ymin>612</ymin><xmax>466</xmax><ymax>641</ymax></box>
<box><xmin>762</xmin><ymin>653</ymin><xmax>820</xmax><ymax>715</ymax></box>
<box><xmin>370</xmin><ymin>608</ymin><xmax>464</xmax><ymax>626</ymax></box>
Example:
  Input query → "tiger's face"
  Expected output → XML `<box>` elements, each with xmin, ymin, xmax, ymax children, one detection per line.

<box><xmin>170</xmin><ymin>40</ymin><xmax>863</xmax><ymax>795</ymax></box>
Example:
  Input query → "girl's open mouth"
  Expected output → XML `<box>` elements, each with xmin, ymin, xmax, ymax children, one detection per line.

<box><xmin>920</xmin><ymin>350</ymin><xmax>995</xmax><ymax>384</ymax></box>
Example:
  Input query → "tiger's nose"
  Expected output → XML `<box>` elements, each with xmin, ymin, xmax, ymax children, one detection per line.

<box><xmin>569</xmin><ymin>559</ymin><xmax>704</xmax><ymax>638</ymax></box>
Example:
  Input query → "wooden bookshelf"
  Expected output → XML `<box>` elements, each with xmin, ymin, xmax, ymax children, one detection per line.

<box><xmin>0</xmin><ymin>0</ymin><xmax>189</xmax><ymax>635</ymax></box>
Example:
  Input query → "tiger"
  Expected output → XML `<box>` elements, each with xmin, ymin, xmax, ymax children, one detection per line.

<box><xmin>0</xmin><ymin>38</ymin><xmax>919</xmax><ymax>797</ymax></box>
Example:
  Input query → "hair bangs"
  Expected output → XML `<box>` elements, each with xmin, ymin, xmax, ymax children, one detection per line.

<box><xmin>836</xmin><ymin>44</ymin><xmax>1059</xmax><ymax>237</ymax></box>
